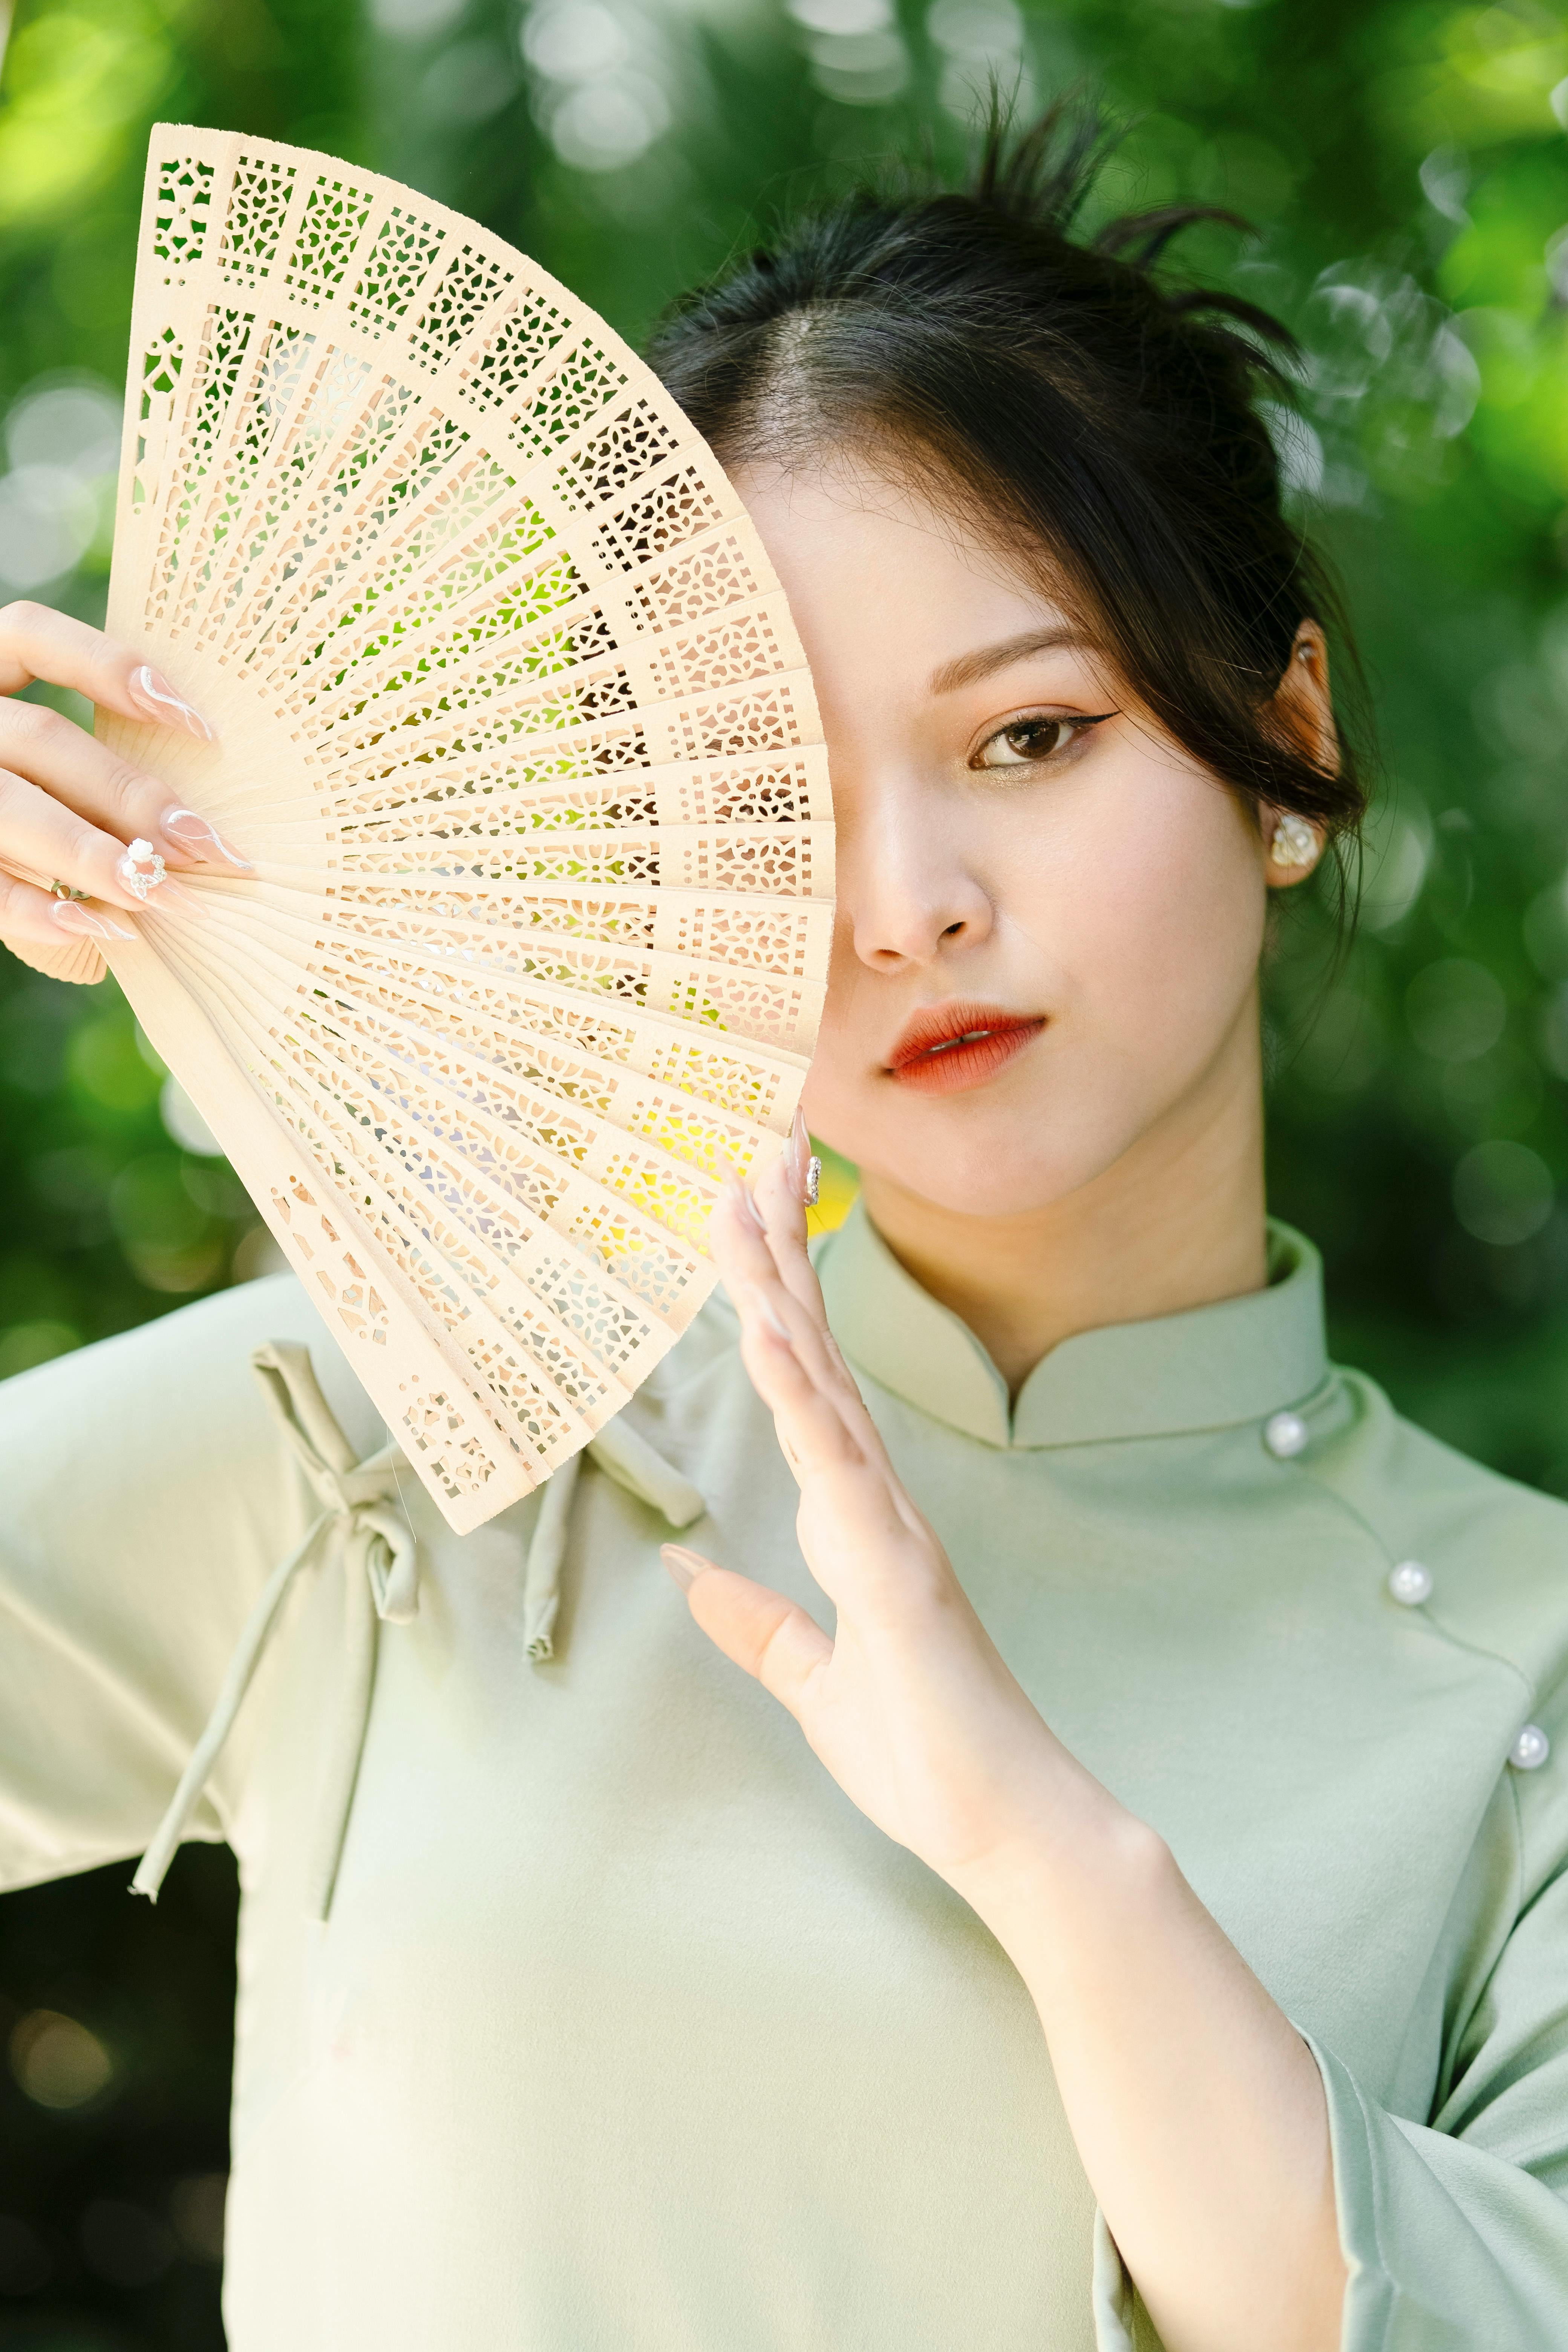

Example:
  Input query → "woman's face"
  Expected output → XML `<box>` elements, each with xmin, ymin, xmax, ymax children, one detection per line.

<box><xmin>736</xmin><ymin>449</ymin><xmax>1314</xmax><ymax>1223</ymax></box>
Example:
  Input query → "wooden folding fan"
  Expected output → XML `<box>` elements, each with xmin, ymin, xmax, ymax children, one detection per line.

<box><xmin>89</xmin><ymin>126</ymin><xmax>832</xmax><ymax>1533</ymax></box>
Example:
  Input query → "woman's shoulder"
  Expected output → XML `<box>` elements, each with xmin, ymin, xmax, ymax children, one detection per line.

<box><xmin>0</xmin><ymin>1267</ymin><xmax>745</xmax><ymax>1542</ymax></box>
<box><xmin>0</xmin><ymin>1270</ymin><xmax>378</xmax><ymax>1504</ymax></box>
<box><xmin>1308</xmin><ymin>1362</ymin><xmax>1568</xmax><ymax>1712</ymax></box>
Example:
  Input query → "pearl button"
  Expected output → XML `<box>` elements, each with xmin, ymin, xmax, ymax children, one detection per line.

<box><xmin>1387</xmin><ymin>1560</ymin><xmax>1433</xmax><ymax>1606</ymax></box>
<box><xmin>1264</xmin><ymin>1410</ymin><xmax>1309</xmax><ymax>1459</ymax></box>
<box><xmin>1509</xmin><ymin>1724</ymin><xmax>1551</xmax><ymax>1772</ymax></box>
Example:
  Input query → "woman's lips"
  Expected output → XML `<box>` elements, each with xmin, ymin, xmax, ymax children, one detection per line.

<box><xmin>884</xmin><ymin>1003</ymin><xmax>1047</xmax><ymax>1097</ymax></box>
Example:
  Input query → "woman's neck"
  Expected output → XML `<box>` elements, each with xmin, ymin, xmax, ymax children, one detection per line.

<box><xmin>855</xmin><ymin>1017</ymin><xmax>1269</xmax><ymax>1397</ymax></box>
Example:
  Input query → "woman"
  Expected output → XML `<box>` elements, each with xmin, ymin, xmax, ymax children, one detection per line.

<box><xmin>1</xmin><ymin>115</ymin><xmax>1564</xmax><ymax>2352</ymax></box>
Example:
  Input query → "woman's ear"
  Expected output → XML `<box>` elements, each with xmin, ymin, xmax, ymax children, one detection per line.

<box><xmin>1271</xmin><ymin>619</ymin><xmax>1337</xmax><ymax>769</ymax></box>
<box><xmin>1262</xmin><ymin>621</ymin><xmax>1335</xmax><ymax>891</ymax></box>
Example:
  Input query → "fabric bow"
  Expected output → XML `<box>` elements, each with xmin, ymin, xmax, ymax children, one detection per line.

<box><xmin>130</xmin><ymin>1339</ymin><xmax>708</xmax><ymax>1917</ymax></box>
<box><xmin>130</xmin><ymin>1341</ymin><xmax>419</xmax><ymax>1920</ymax></box>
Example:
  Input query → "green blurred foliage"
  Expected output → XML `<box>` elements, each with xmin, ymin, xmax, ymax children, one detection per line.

<box><xmin>5</xmin><ymin>0</ymin><xmax>1568</xmax><ymax>2333</ymax></box>
<box><xmin>8</xmin><ymin>0</ymin><xmax>1568</xmax><ymax>1493</ymax></box>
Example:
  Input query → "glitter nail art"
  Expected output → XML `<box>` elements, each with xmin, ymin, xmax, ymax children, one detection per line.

<box><xmin>117</xmin><ymin>838</ymin><xmax>166</xmax><ymax>901</ymax></box>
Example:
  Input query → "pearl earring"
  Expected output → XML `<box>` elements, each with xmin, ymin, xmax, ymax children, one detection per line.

<box><xmin>1270</xmin><ymin>813</ymin><xmax>1318</xmax><ymax>870</ymax></box>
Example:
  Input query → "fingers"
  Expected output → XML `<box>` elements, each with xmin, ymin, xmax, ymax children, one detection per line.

<box><xmin>0</xmin><ymin>696</ymin><xmax>242</xmax><ymax>876</ymax></box>
<box><xmin>0</xmin><ymin>601</ymin><xmax>216</xmax><ymax>743</ymax></box>
<box><xmin>754</xmin><ymin>1129</ymin><xmax>870</xmax><ymax>1409</ymax></box>
<box><xmin>714</xmin><ymin>1112</ymin><xmax>835</xmax><ymax>1345</ymax></box>
<box><xmin>710</xmin><ymin>1167</ymin><xmax>785</xmax><ymax>1287</ymax></box>
<box><xmin>712</xmin><ymin>1160</ymin><xmax>899</xmax><ymax>1479</ymax></box>
<box><xmin>752</xmin><ymin>1116</ymin><xmax>863</xmax><ymax>1406</ymax></box>
<box><xmin>735</xmin><ymin>1277</ymin><xmax>870</xmax><ymax>1482</ymax></box>
<box><xmin>729</xmin><ymin>1249</ymin><xmax>927</xmax><ymax>1555</ymax></box>
<box><xmin>662</xmin><ymin>1547</ymin><xmax>833</xmax><ymax>1722</ymax></box>
<box><xmin>0</xmin><ymin>765</ymin><xmax>208</xmax><ymax>920</ymax></box>
<box><xmin>0</xmin><ymin>869</ymin><xmax>133</xmax><ymax>954</ymax></box>
<box><xmin>0</xmin><ymin>605</ymin><xmax>246</xmax><ymax>882</ymax></box>
<box><xmin>753</xmin><ymin>1107</ymin><xmax>824</xmax><ymax>1319</ymax></box>
<box><xmin>711</xmin><ymin>1187</ymin><xmax>845</xmax><ymax>1430</ymax></box>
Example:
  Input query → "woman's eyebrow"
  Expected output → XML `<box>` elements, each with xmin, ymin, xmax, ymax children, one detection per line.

<box><xmin>928</xmin><ymin>624</ymin><xmax>1094</xmax><ymax>697</ymax></box>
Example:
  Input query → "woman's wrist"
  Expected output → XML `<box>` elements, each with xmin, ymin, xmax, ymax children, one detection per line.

<box><xmin>944</xmin><ymin>1747</ymin><xmax>1171</xmax><ymax>1982</ymax></box>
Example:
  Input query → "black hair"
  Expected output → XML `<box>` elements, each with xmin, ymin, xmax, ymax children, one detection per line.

<box><xmin>646</xmin><ymin>103</ymin><xmax>1369</xmax><ymax>851</ymax></box>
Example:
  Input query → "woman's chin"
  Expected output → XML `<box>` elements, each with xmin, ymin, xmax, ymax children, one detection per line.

<box><xmin>844</xmin><ymin>1121</ymin><xmax>1132</xmax><ymax>1225</ymax></box>
<box><xmin>885</xmin><ymin>1171</ymin><xmax>1110</xmax><ymax>1223</ymax></box>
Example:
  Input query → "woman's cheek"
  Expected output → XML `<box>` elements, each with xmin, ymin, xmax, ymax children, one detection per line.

<box><xmin>987</xmin><ymin>775</ymin><xmax>1267</xmax><ymax>1194</ymax></box>
<box><xmin>1078</xmin><ymin>755</ymin><xmax>1265</xmax><ymax>1029</ymax></box>
<box><xmin>799</xmin><ymin>944</ymin><xmax>884</xmax><ymax>1147</ymax></box>
<box><xmin>798</xmin><ymin>761</ymin><xmax>1267</xmax><ymax>1199</ymax></box>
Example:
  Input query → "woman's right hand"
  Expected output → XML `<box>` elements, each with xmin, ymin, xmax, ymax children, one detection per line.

<box><xmin>0</xmin><ymin>598</ymin><xmax>240</xmax><ymax>979</ymax></box>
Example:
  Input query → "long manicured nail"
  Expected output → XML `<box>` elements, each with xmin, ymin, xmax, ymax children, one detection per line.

<box><xmin>724</xmin><ymin>1175</ymin><xmax>766</xmax><ymax>1233</ymax></box>
<box><xmin>128</xmin><ymin>665</ymin><xmax>215</xmax><ymax>742</ymax></box>
<box><xmin>51</xmin><ymin>900</ymin><xmax>135</xmax><ymax>940</ymax></box>
<box><xmin>661</xmin><ymin>1544</ymin><xmax>707</xmax><ymax>1593</ymax></box>
<box><xmin>159</xmin><ymin>806</ymin><xmax>251</xmax><ymax>868</ymax></box>
<box><xmin>788</xmin><ymin>1104</ymin><xmax>810</xmax><ymax>1200</ymax></box>
<box><xmin>804</xmin><ymin>1154</ymin><xmax>821</xmax><ymax>1209</ymax></box>
<box><xmin>136</xmin><ymin>874</ymin><xmax>210</xmax><ymax>921</ymax></box>
<box><xmin>746</xmin><ymin>1283</ymin><xmax>794</xmax><ymax>1344</ymax></box>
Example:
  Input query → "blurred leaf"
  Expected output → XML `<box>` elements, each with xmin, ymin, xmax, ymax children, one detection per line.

<box><xmin>0</xmin><ymin>0</ymin><xmax>174</xmax><ymax>233</ymax></box>
<box><xmin>10</xmin><ymin>3</ymin><xmax>1568</xmax><ymax>2330</ymax></box>
<box><xmin>66</xmin><ymin>1007</ymin><xmax>163</xmax><ymax>1115</ymax></box>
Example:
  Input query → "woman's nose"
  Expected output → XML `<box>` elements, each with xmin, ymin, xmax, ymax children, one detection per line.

<box><xmin>838</xmin><ymin>782</ymin><xmax>994</xmax><ymax>971</ymax></box>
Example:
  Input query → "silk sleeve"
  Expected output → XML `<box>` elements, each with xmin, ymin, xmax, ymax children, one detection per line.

<box><xmin>1312</xmin><ymin>1694</ymin><xmax>1568</xmax><ymax>2352</ymax></box>
<box><xmin>0</xmin><ymin>1274</ymin><xmax>374</xmax><ymax>1890</ymax></box>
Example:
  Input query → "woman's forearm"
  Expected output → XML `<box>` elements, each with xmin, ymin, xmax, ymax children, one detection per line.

<box><xmin>955</xmin><ymin>1768</ymin><xmax>1346</xmax><ymax>2352</ymax></box>
<box><xmin>688</xmin><ymin>1179</ymin><xmax>1347</xmax><ymax>2352</ymax></box>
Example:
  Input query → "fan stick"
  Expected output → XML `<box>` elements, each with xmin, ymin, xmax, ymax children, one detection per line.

<box><xmin>96</xmin><ymin>126</ymin><xmax>831</xmax><ymax>1529</ymax></box>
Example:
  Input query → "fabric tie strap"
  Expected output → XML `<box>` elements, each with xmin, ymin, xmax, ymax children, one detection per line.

<box><xmin>130</xmin><ymin>1340</ymin><xmax>707</xmax><ymax>1912</ymax></box>
<box><xmin>522</xmin><ymin>1413</ymin><xmax>705</xmax><ymax>1661</ymax></box>
<box><xmin>130</xmin><ymin>1342</ymin><xmax>416</xmax><ymax>1920</ymax></box>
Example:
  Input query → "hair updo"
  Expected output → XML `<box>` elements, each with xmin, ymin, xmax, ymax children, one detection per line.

<box><xmin>646</xmin><ymin>104</ymin><xmax>1369</xmax><ymax>848</ymax></box>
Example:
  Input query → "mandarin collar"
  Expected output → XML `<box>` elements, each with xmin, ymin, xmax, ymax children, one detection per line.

<box><xmin>815</xmin><ymin>1200</ymin><xmax>1329</xmax><ymax>1449</ymax></box>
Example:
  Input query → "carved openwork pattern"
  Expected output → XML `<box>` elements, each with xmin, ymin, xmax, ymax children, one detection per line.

<box><xmin>285</xmin><ymin>172</ymin><xmax>377</xmax><ymax>308</ymax></box>
<box><xmin>99</xmin><ymin>125</ymin><xmax>831</xmax><ymax>1536</ymax></box>
<box><xmin>409</xmin><ymin>245</ymin><xmax>515</xmax><ymax>365</ymax></box>
<box><xmin>218</xmin><ymin>153</ymin><xmax>296</xmax><ymax>287</ymax></box>
<box><xmin>349</xmin><ymin>206</ymin><xmax>447</xmax><ymax>333</ymax></box>
<box><xmin>152</xmin><ymin>156</ymin><xmax>216</xmax><ymax>283</ymax></box>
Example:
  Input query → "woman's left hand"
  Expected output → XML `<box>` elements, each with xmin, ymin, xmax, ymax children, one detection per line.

<box><xmin>672</xmin><ymin>1125</ymin><xmax>1346</xmax><ymax>2352</ymax></box>
<box><xmin>666</xmin><ymin>1125</ymin><xmax>1109</xmax><ymax>1924</ymax></box>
